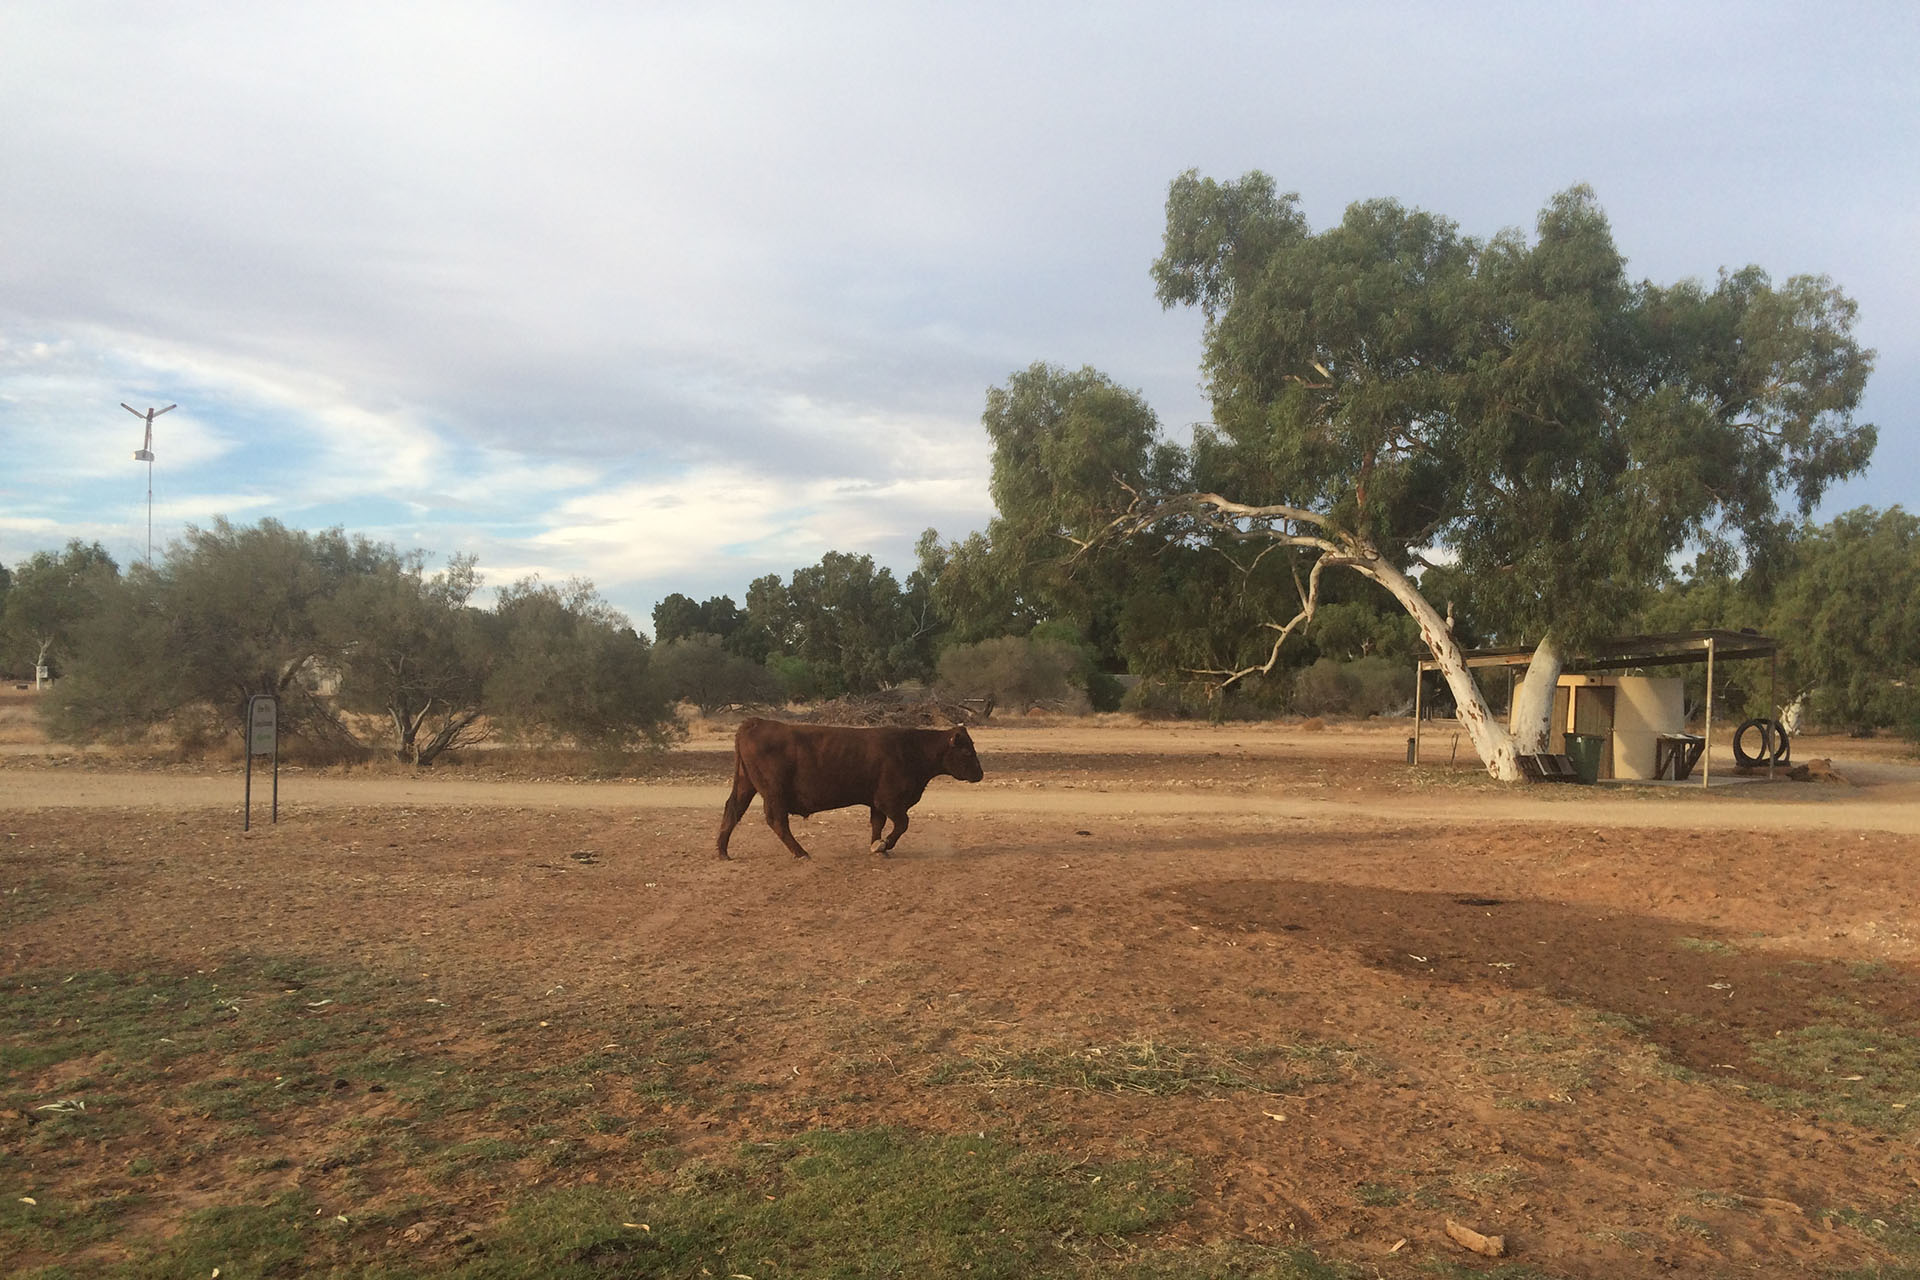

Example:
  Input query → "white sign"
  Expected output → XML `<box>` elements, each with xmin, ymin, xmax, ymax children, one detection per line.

<box><xmin>247</xmin><ymin>696</ymin><xmax>277</xmax><ymax>757</ymax></box>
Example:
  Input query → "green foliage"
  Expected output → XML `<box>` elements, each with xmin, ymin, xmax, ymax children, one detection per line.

<box><xmin>1120</xmin><ymin>676</ymin><xmax>1283</xmax><ymax>721</ymax></box>
<box><xmin>324</xmin><ymin>552</ymin><xmax>493</xmax><ymax>763</ymax></box>
<box><xmin>19</xmin><ymin>518</ymin><xmax>680</xmax><ymax>760</ymax></box>
<box><xmin>919</xmin><ymin>528</ymin><xmax>1038</xmax><ymax>645</ymax></box>
<box><xmin>1291</xmin><ymin>659</ymin><xmax>1354</xmax><ymax>717</ymax></box>
<box><xmin>935</xmin><ymin>635</ymin><xmax>1083</xmax><ymax>712</ymax></box>
<box><xmin>765</xmin><ymin>652</ymin><xmax>841</xmax><ymax>701</ymax></box>
<box><xmin>1634</xmin><ymin>508</ymin><xmax>1920</xmax><ymax>739</ymax></box>
<box><xmin>0</xmin><ymin>539</ymin><xmax>119</xmax><ymax>679</ymax></box>
<box><xmin>1304</xmin><ymin>598</ymin><xmax>1419</xmax><ymax>662</ymax></box>
<box><xmin>1769</xmin><ymin>507</ymin><xmax>1920</xmax><ymax>737</ymax></box>
<box><xmin>743</xmin><ymin>552</ymin><xmax>936</xmax><ymax>694</ymax></box>
<box><xmin>650</xmin><ymin>633</ymin><xmax>784</xmax><ymax>712</ymax></box>
<box><xmin>1152</xmin><ymin>171</ymin><xmax>1875</xmax><ymax>655</ymax></box>
<box><xmin>488</xmin><ymin>577</ymin><xmax>677</xmax><ymax>750</ymax></box>
<box><xmin>1114</xmin><ymin>543</ymin><xmax>1297</xmax><ymax>685</ymax></box>
<box><xmin>50</xmin><ymin>519</ymin><xmax>384</xmax><ymax>748</ymax></box>
<box><xmin>1291</xmin><ymin>656</ymin><xmax>1415</xmax><ymax>718</ymax></box>
<box><xmin>984</xmin><ymin>362</ymin><xmax>1172</xmax><ymax>557</ymax></box>
<box><xmin>651</xmin><ymin>592</ymin><xmax>747</xmax><ymax>649</ymax></box>
<box><xmin>974</xmin><ymin>363</ymin><xmax>1182</xmax><ymax>669</ymax></box>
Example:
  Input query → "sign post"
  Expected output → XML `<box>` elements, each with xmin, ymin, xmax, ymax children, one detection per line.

<box><xmin>244</xmin><ymin>694</ymin><xmax>279</xmax><ymax>831</ymax></box>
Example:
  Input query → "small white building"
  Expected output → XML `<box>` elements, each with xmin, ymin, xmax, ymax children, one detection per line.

<box><xmin>1523</xmin><ymin>674</ymin><xmax>1684</xmax><ymax>781</ymax></box>
<box><xmin>1414</xmin><ymin>630</ymin><xmax>1782</xmax><ymax>786</ymax></box>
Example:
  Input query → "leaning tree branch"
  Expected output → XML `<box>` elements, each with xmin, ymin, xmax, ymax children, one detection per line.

<box><xmin>1185</xmin><ymin>551</ymin><xmax>1340</xmax><ymax>688</ymax></box>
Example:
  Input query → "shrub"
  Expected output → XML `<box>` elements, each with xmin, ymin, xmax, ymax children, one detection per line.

<box><xmin>766</xmin><ymin>654</ymin><xmax>841</xmax><ymax>701</ymax></box>
<box><xmin>650</xmin><ymin>635</ymin><xmax>783</xmax><ymax>712</ymax></box>
<box><xmin>936</xmin><ymin>636</ymin><xmax>1081</xmax><ymax>712</ymax></box>
<box><xmin>1291</xmin><ymin>659</ymin><xmax>1355</xmax><ymax>716</ymax></box>
<box><xmin>1346</xmin><ymin>655</ymin><xmax>1415</xmax><ymax>717</ymax></box>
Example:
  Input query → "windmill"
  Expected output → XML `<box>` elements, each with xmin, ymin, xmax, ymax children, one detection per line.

<box><xmin>123</xmin><ymin>402</ymin><xmax>176</xmax><ymax>565</ymax></box>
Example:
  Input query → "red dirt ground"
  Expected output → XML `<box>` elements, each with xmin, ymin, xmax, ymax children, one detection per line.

<box><xmin>4</xmin><ymin>706</ymin><xmax>1920</xmax><ymax>1276</ymax></box>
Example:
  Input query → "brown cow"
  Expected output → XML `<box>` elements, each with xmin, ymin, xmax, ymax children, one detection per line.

<box><xmin>716</xmin><ymin>717</ymin><xmax>984</xmax><ymax>860</ymax></box>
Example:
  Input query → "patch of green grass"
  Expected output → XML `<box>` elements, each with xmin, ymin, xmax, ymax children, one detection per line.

<box><xmin>928</xmin><ymin>1038</ymin><xmax>1361</xmax><ymax>1097</ymax></box>
<box><xmin>1746</xmin><ymin>1014</ymin><xmax>1920</xmax><ymax>1134</ymax></box>
<box><xmin>426</xmin><ymin>1136</ymin><xmax>532</xmax><ymax>1185</ymax></box>
<box><xmin>1354</xmin><ymin>1181</ymin><xmax>1404</xmax><ymax>1206</ymax></box>
<box><xmin>1819</xmin><ymin>1202</ymin><xmax>1920</xmax><ymax>1259</ymax></box>
<box><xmin>39</xmin><ymin>1128</ymin><xmax>1304</xmax><ymax>1280</ymax></box>
<box><xmin>1676</xmin><ymin>936</ymin><xmax>1738</xmax><ymax>954</ymax></box>
<box><xmin>456</xmin><ymin>1128</ymin><xmax>1192</xmax><ymax>1279</ymax></box>
<box><xmin>0</xmin><ymin>1190</ymin><xmax>143</xmax><ymax>1264</ymax></box>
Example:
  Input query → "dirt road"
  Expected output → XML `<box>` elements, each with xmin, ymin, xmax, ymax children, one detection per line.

<box><xmin>5</xmin><ymin>720</ymin><xmax>1917</xmax><ymax>834</ymax></box>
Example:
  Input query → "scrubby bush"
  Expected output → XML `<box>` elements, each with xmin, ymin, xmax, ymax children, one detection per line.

<box><xmin>936</xmin><ymin>635</ymin><xmax>1082</xmax><ymax>712</ymax></box>
<box><xmin>1345</xmin><ymin>655</ymin><xmax>1414</xmax><ymax>717</ymax></box>
<box><xmin>1290</xmin><ymin>656</ymin><xmax>1414</xmax><ymax>718</ymax></box>
<box><xmin>650</xmin><ymin>634</ymin><xmax>783</xmax><ymax>712</ymax></box>
<box><xmin>1120</xmin><ymin>675</ymin><xmax>1282</xmax><ymax>721</ymax></box>
<box><xmin>766</xmin><ymin>654</ymin><xmax>842</xmax><ymax>701</ymax></box>
<box><xmin>1290</xmin><ymin>659</ymin><xmax>1355</xmax><ymax>716</ymax></box>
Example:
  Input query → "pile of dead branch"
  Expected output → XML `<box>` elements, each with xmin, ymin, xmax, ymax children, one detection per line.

<box><xmin>794</xmin><ymin>690</ymin><xmax>989</xmax><ymax>727</ymax></box>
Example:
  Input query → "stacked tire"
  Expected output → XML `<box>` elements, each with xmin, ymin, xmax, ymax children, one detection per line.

<box><xmin>1732</xmin><ymin>718</ymin><xmax>1790</xmax><ymax>768</ymax></box>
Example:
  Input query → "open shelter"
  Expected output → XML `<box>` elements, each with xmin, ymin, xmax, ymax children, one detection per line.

<box><xmin>1414</xmin><ymin>630</ymin><xmax>1782</xmax><ymax>785</ymax></box>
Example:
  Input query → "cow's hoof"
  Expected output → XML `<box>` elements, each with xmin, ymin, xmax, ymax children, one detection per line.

<box><xmin>716</xmin><ymin>851</ymin><xmax>732</xmax><ymax>861</ymax></box>
<box><xmin>869</xmin><ymin>839</ymin><xmax>886</xmax><ymax>854</ymax></box>
<box><xmin>792</xmin><ymin>852</ymin><xmax>811</xmax><ymax>860</ymax></box>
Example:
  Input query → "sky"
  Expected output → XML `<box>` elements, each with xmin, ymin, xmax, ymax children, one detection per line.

<box><xmin>3</xmin><ymin>2</ymin><xmax>1916</xmax><ymax>635</ymax></box>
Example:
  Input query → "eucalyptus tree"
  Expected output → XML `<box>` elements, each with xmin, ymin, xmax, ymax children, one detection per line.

<box><xmin>957</xmin><ymin>362</ymin><xmax>1186</xmax><ymax>666</ymax></box>
<box><xmin>488</xmin><ymin>577</ymin><xmax>675</xmax><ymax>750</ymax></box>
<box><xmin>1110</xmin><ymin>172</ymin><xmax>1875</xmax><ymax>778</ymax></box>
<box><xmin>49</xmin><ymin>520</ymin><xmax>392</xmax><ymax>747</ymax></box>
<box><xmin>326</xmin><ymin>553</ymin><xmax>493</xmax><ymax>764</ymax></box>
<box><xmin>0</xmin><ymin>540</ymin><xmax>119</xmax><ymax>679</ymax></box>
<box><xmin>745</xmin><ymin>552</ymin><xmax>936</xmax><ymax>694</ymax></box>
<box><xmin>651</xmin><ymin>593</ymin><xmax>747</xmax><ymax>648</ymax></box>
<box><xmin>1767</xmin><ymin>507</ymin><xmax>1919</xmax><ymax>737</ymax></box>
<box><xmin>650</xmin><ymin>632</ymin><xmax>784</xmax><ymax>713</ymax></box>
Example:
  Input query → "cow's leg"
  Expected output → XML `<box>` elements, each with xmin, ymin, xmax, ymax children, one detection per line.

<box><xmin>763</xmin><ymin>804</ymin><xmax>813</xmax><ymax>860</ymax></box>
<box><xmin>716</xmin><ymin>766</ymin><xmax>757</xmax><ymax>860</ymax></box>
<box><xmin>869</xmin><ymin>806</ymin><xmax>887</xmax><ymax>855</ymax></box>
<box><xmin>876</xmin><ymin>807</ymin><xmax>909</xmax><ymax>856</ymax></box>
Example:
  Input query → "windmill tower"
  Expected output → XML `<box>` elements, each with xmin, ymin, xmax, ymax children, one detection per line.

<box><xmin>123</xmin><ymin>402</ymin><xmax>176</xmax><ymax>566</ymax></box>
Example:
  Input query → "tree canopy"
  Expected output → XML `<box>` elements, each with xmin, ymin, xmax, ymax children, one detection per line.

<box><xmin>40</xmin><ymin>520</ymin><xmax>677</xmax><ymax>760</ymax></box>
<box><xmin>0</xmin><ymin>540</ymin><xmax>119</xmax><ymax>679</ymax></box>
<box><xmin>1073</xmin><ymin>172</ymin><xmax>1876</xmax><ymax>774</ymax></box>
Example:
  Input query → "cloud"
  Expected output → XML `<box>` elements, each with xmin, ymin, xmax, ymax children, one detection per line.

<box><xmin>0</xmin><ymin>2</ymin><xmax>1913</xmax><ymax>603</ymax></box>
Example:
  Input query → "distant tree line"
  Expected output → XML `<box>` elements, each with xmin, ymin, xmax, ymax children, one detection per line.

<box><xmin>0</xmin><ymin>520</ymin><xmax>673</xmax><ymax>763</ymax></box>
<box><xmin>3</xmin><ymin>497</ymin><xmax>1912</xmax><ymax>760</ymax></box>
<box><xmin>3</xmin><ymin>177</ymin><xmax>1911</xmax><ymax>757</ymax></box>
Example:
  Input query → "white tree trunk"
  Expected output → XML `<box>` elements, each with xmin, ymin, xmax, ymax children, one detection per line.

<box><xmin>1509</xmin><ymin>634</ymin><xmax>1565</xmax><ymax>754</ymax></box>
<box><xmin>1361</xmin><ymin>551</ymin><xmax>1524</xmax><ymax>782</ymax></box>
<box><xmin>1123</xmin><ymin>495</ymin><xmax>1533</xmax><ymax>782</ymax></box>
<box><xmin>1780</xmin><ymin>690</ymin><xmax>1809</xmax><ymax>735</ymax></box>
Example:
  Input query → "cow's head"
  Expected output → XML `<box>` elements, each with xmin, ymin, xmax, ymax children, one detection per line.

<box><xmin>943</xmin><ymin>726</ymin><xmax>984</xmax><ymax>782</ymax></box>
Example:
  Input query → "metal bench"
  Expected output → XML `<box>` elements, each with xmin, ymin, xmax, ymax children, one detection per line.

<box><xmin>1518</xmin><ymin>753</ymin><xmax>1580</xmax><ymax>782</ymax></box>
